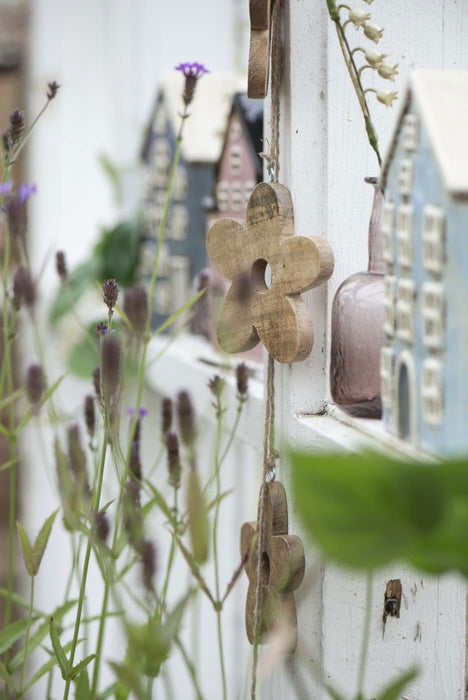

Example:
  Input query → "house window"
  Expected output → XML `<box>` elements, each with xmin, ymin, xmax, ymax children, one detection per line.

<box><xmin>396</xmin><ymin>204</ymin><xmax>413</xmax><ymax>268</ymax></box>
<box><xmin>231</xmin><ymin>183</ymin><xmax>243</xmax><ymax>212</ymax></box>
<box><xmin>217</xmin><ymin>181</ymin><xmax>229</xmax><ymax>212</ymax></box>
<box><xmin>422</xmin><ymin>205</ymin><xmax>445</xmax><ymax>274</ymax></box>
<box><xmin>152</xmin><ymin>139</ymin><xmax>171</xmax><ymax>174</ymax></box>
<box><xmin>154</xmin><ymin>190</ymin><xmax>167</xmax><ymax>223</ymax></box>
<box><xmin>382</xmin><ymin>201</ymin><xmax>395</xmax><ymax>265</ymax></box>
<box><xmin>153</xmin><ymin>106</ymin><xmax>168</xmax><ymax>135</ymax></box>
<box><xmin>170</xmin><ymin>205</ymin><xmax>189</xmax><ymax>240</ymax></box>
<box><xmin>229</xmin><ymin>120</ymin><xmax>242</xmax><ymax>141</ymax></box>
<box><xmin>144</xmin><ymin>205</ymin><xmax>159</xmax><ymax>238</ymax></box>
<box><xmin>139</xmin><ymin>245</ymin><xmax>156</xmax><ymax>278</ymax></box>
<box><xmin>173</xmin><ymin>167</ymin><xmax>188</xmax><ymax>200</ymax></box>
<box><xmin>155</xmin><ymin>279</ymin><xmax>172</xmax><ymax>315</ymax></box>
<box><xmin>396</xmin><ymin>278</ymin><xmax>415</xmax><ymax>343</ymax></box>
<box><xmin>422</xmin><ymin>282</ymin><xmax>445</xmax><ymax>349</ymax></box>
<box><xmin>170</xmin><ymin>256</ymin><xmax>190</xmax><ymax>325</ymax></box>
<box><xmin>229</xmin><ymin>145</ymin><xmax>242</xmax><ymax>175</ymax></box>
<box><xmin>144</xmin><ymin>166</ymin><xmax>156</xmax><ymax>197</ymax></box>
<box><xmin>383</xmin><ymin>275</ymin><xmax>396</xmax><ymax>337</ymax></box>
<box><xmin>421</xmin><ymin>358</ymin><xmax>443</xmax><ymax>426</ymax></box>
<box><xmin>402</xmin><ymin>113</ymin><xmax>419</xmax><ymax>152</ymax></box>
<box><xmin>245</xmin><ymin>180</ymin><xmax>256</xmax><ymax>205</ymax></box>
<box><xmin>398</xmin><ymin>159</ymin><xmax>413</xmax><ymax>195</ymax></box>
<box><xmin>380</xmin><ymin>346</ymin><xmax>394</xmax><ymax>407</ymax></box>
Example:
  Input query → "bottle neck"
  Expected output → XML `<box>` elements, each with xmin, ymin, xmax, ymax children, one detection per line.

<box><xmin>366</xmin><ymin>179</ymin><xmax>385</xmax><ymax>274</ymax></box>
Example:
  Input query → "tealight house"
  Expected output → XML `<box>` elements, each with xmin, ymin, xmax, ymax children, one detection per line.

<box><xmin>379</xmin><ymin>70</ymin><xmax>468</xmax><ymax>456</ymax></box>
<box><xmin>140</xmin><ymin>72</ymin><xmax>242</xmax><ymax>329</ymax></box>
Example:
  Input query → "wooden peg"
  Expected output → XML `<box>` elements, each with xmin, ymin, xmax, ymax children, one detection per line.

<box><xmin>206</xmin><ymin>182</ymin><xmax>334</xmax><ymax>363</ymax></box>
<box><xmin>240</xmin><ymin>481</ymin><xmax>305</xmax><ymax>652</ymax></box>
<box><xmin>248</xmin><ymin>0</ymin><xmax>272</xmax><ymax>99</ymax></box>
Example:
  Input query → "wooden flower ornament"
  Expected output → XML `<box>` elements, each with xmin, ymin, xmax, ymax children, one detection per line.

<box><xmin>207</xmin><ymin>182</ymin><xmax>334</xmax><ymax>363</ymax></box>
<box><xmin>248</xmin><ymin>0</ymin><xmax>272</xmax><ymax>99</ymax></box>
<box><xmin>240</xmin><ymin>481</ymin><xmax>305</xmax><ymax>651</ymax></box>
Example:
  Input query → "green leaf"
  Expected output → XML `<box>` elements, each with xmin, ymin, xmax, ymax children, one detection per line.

<box><xmin>49</xmin><ymin>616</ymin><xmax>70</xmax><ymax>679</ymax></box>
<box><xmin>109</xmin><ymin>661</ymin><xmax>146</xmax><ymax>700</ymax></box>
<box><xmin>20</xmin><ymin>637</ymin><xmax>78</xmax><ymax>695</ymax></box>
<box><xmin>187</xmin><ymin>468</ymin><xmax>209</xmax><ymax>564</ymax></box>
<box><xmin>290</xmin><ymin>450</ymin><xmax>446</xmax><ymax>569</ymax></box>
<box><xmin>67</xmin><ymin>334</ymin><xmax>99</xmax><ymax>379</ymax></box>
<box><xmin>0</xmin><ymin>456</ymin><xmax>20</xmax><ymax>472</ymax></box>
<box><xmin>16</xmin><ymin>521</ymin><xmax>35</xmax><ymax>576</ymax></box>
<box><xmin>33</xmin><ymin>508</ymin><xmax>60</xmax><ymax>575</ymax></box>
<box><xmin>96</xmin><ymin>681</ymin><xmax>118</xmax><ymax>699</ymax></box>
<box><xmin>10</xmin><ymin>599</ymin><xmax>78</xmax><ymax>671</ymax></box>
<box><xmin>324</xmin><ymin>685</ymin><xmax>345</xmax><ymax>700</ymax></box>
<box><xmin>66</xmin><ymin>653</ymin><xmax>96</xmax><ymax>681</ymax></box>
<box><xmin>150</xmin><ymin>288</ymin><xmax>206</xmax><ymax>341</ymax></box>
<box><xmin>49</xmin><ymin>260</ymin><xmax>99</xmax><ymax>326</ymax></box>
<box><xmin>0</xmin><ymin>387</ymin><xmax>24</xmax><ymax>412</ymax></box>
<box><xmin>0</xmin><ymin>588</ymin><xmax>44</xmax><ymax>616</ymax></box>
<box><xmin>0</xmin><ymin>616</ymin><xmax>39</xmax><ymax>655</ymax></box>
<box><xmin>74</xmin><ymin>668</ymin><xmax>91</xmax><ymax>700</ymax></box>
<box><xmin>144</xmin><ymin>482</ymin><xmax>176</xmax><ymax>525</ymax></box>
<box><xmin>377</xmin><ymin>668</ymin><xmax>418</xmax><ymax>700</ymax></box>
<box><xmin>16</xmin><ymin>508</ymin><xmax>59</xmax><ymax>577</ymax></box>
<box><xmin>94</xmin><ymin>219</ymin><xmax>143</xmax><ymax>287</ymax></box>
<box><xmin>0</xmin><ymin>661</ymin><xmax>17</xmax><ymax>696</ymax></box>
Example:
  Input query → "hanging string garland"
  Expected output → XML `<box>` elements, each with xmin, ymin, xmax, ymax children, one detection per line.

<box><xmin>207</xmin><ymin>0</ymin><xmax>334</xmax><ymax>696</ymax></box>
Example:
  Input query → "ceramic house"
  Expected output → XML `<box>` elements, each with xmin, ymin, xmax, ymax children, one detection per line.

<box><xmin>194</xmin><ymin>93</ymin><xmax>264</xmax><ymax>348</ymax></box>
<box><xmin>379</xmin><ymin>70</ymin><xmax>468</xmax><ymax>456</ymax></box>
<box><xmin>140</xmin><ymin>72</ymin><xmax>242</xmax><ymax>329</ymax></box>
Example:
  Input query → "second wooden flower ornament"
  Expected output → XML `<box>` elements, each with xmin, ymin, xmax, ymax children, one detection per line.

<box><xmin>207</xmin><ymin>182</ymin><xmax>334</xmax><ymax>363</ymax></box>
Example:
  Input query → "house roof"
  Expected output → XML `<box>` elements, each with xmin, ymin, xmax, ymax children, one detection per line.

<box><xmin>232</xmin><ymin>93</ymin><xmax>263</xmax><ymax>178</ymax></box>
<box><xmin>143</xmin><ymin>72</ymin><xmax>245</xmax><ymax>164</ymax></box>
<box><xmin>380</xmin><ymin>70</ymin><xmax>468</xmax><ymax>199</ymax></box>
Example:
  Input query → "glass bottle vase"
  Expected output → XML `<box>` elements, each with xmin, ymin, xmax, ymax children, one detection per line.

<box><xmin>330</xmin><ymin>177</ymin><xmax>384</xmax><ymax>418</ymax></box>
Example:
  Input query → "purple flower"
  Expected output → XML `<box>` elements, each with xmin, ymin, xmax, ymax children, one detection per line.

<box><xmin>175</xmin><ymin>62</ymin><xmax>209</xmax><ymax>107</ymax></box>
<box><xmin>128</xmin><ymin>407</ymin><xmax>148</xmax><ymax>418</ymax></box>
<box><xmin>0</xmin><ymin>182</ymin><xmax>12</xmax><ymax>195</ymax></box>
<box><xmin>17</xmin><ymin>183</ymin><xmax>37</xmax><ymax>203</ymax></box>
<box><xmin>175</xmin><ymin>62</ymin><xmax>210</xmax><ymax>78</ymax></box>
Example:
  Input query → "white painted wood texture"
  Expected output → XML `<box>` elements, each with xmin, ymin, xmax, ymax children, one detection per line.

<box><xmin>269</xmin><ymin>1</ymin><xmax>468</xmax><ymax>698</ymax></box>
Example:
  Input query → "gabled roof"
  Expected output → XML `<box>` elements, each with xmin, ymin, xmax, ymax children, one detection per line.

<box><xmin>232</xmin><ymin>93</ymin><xmax>263</xmax><ymax>179</ymax></box>
<box><xmin>142</xmin><ymin>72</ymin><xmax>245</xmax><ymax>164</ymax></box>
<box><xmin>380</xmin><ymin>70</ymin><xmax>468</xmax><ymax>199</ymax></box>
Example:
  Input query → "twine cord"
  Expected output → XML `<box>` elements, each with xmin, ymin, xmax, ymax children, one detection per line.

<box><xmin>250</xmin><ymin>1</ymin><xmax>282</xmax><ymax>696</ymax></box>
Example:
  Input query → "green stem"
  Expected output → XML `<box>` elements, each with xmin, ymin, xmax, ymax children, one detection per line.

<box><xmin>175</xmin><ymin>637</ymin><xmax>204</xmax><ymax>700</ymax></box>
<box><xmin>19</xmin><ymin>576</ymin><xmax>35</xmax><ymax>692</ymax></box>
<box><xmin>212</xmin><ymin>402</ymin><xmax>227</xmax><ymax>700</ymax></box>
<box><xmin>63</xmin><ymin>427</ymin><xmax>109</xmax><ymax>700</ymax></box>
<box><xmin>160</xmin><ymin>489</ymin><xmax>178</xmax><ymax>608</ymax></box>
<box><xmin>357</xmin><ymin>571</ymin><xmax>373</xmax><ymax>696</ymax></box>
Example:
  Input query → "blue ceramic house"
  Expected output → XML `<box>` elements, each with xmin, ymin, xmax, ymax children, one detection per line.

<box><xmin>140</xmin><ymin>72</ymin><xmax>242</xmax><ymax>329</ymax></box>
<box><xmin>379</xmin><ymin>70</ymin><xmax>468</xmax><ymax>456</ymax></box>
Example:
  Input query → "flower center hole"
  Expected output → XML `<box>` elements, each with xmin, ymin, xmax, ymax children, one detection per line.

<box><xmin>251</xmin><ymin>259</ymin><xmax>272</xmax><ymax>292</ymax></box>
<box><xmin>261</xmin><ymin>552</ymin><xmax>270</xmax><ymax>586</ymax></box>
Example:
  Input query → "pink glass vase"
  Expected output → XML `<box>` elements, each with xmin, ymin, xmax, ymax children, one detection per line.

<box><xmin>330</xmin><ymin>177</ymin><xmax>384</xmax><ymax>418</ymax></box>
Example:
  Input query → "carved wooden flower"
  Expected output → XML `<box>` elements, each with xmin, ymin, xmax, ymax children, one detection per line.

<box><xmin>207</xmin><ymin>182</ymin><xmax>334</xmax><ymax>363</ymax></box>
<box><xmin>240</xmin><ymin>481</ymin><xmax>305</xmax><ymax>652</ymax></box>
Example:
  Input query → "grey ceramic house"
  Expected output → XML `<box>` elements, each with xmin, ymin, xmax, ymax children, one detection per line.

<box><xmin>379</xmin><ymin>70</ymin><xmax>468</xmax><ymax>456</ymax></box>
<box><xmin>140</xmin><ymin>72</ymin><xmax>242</xmax><ymax>329</ymax></box>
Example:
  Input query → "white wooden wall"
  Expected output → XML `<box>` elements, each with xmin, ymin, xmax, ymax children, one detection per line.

<box><xmin>22</xmin><ymin>0</ymin><xmax>468</xmax><ymax>698</ymax></box>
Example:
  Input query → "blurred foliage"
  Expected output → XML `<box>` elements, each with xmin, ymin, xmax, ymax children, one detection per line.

<box><xmin>50</xmin><ymin>217</ymin><xmax>144</xmax><ymax>327</ymax></box>
<box><xmin>290</xmin><ymin>450</ymin><xmax>468</xmax><ymax>577</ymax></box>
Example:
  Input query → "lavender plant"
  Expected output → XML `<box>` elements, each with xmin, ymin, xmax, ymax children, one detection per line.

<box><xmin>0</xmin><ymin>63</ymin><xmax>252</xmax><ymax>700</ymax></box>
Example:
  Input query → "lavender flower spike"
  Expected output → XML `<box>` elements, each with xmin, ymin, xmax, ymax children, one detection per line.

<box><xmin>175</xmin><ymin>62</ymin><xmax>209</xmax><ymax>107</ymax></box>
<box><xmin>17</xmin><ymin>183</ymin><xmax>37</xmax><ymax>203</ymax></box>
<box><xmin>0</xmin><ymin>182</ymin><xmax>12</xmax><ymax>196</ymax></box>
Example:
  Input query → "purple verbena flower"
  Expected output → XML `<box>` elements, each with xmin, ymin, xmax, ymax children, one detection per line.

<box><xmin>175</xmin><ymin>62</ymin><xmax>209</xmax><ymax>107</ymax></box>
<box><xmin>17</xmin><ymin>183</ymin><xmax>37</xmax><ymax>203</ymax></box>
<box><xmin>0</xmin><ymin>182</ymin><xmax>12</xmax><ymax>196</ymax></box>
<box><xmin>128</xmin><ymin>407</ymin><xmax>148</xmax><ymax>418</ymax></box>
